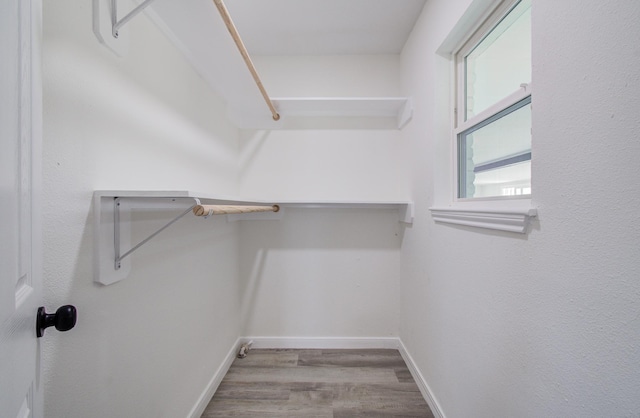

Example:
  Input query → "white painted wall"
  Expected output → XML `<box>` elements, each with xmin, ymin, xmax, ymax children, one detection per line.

<box><xmin>238</xmin><ymin>128</ymin><xmax>407</xmax><ymax>201</ymax></box>
<box><xmin>239</xmin><ymin>208</ymin><xmax>402</xmax><ymax>339</ymax></box>
<box><xmin>237</xmin><ymin>55</ymin><xmax>406</xmax><ymax>340</ymax></box>
<box><xmin>42</xmin><ymin>1</ymin><xmax>241</xmax><ymax>417</ymax></box>
<box><xmin>400</xmin><ymin>0</ymin><xmax>640</xmax><ymax>417</ymax></box>
<box><xmin>240</xmin><ymin>55</ymin><xmax>407</xmax><ymax>201</ymax></box>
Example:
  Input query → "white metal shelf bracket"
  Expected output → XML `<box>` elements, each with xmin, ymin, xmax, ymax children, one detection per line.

<box><xmin>113</xmin><ymin>197</ymin><xmax>196</xmax><ymax>270</ymax></box>
<box><xmin>111</xmin><ymin>0</ymin><xmax>158</xmax><ymax>38</ymax></box>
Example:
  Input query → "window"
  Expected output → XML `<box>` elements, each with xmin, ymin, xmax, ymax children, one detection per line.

<box><xmin>455</xmin><ymin>0</ymin><xmax>532</xmax><ymax>199</ymax></box>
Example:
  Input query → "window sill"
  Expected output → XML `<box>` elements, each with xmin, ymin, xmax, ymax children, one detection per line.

<box><xmin>429</xmin><ymin>205</ymin><xmax>537</xmax><ymax>234</ymax></box>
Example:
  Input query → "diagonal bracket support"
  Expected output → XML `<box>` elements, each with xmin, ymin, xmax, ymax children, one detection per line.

<box><xmin>113</xmin><ymin>197</ymin><xmax>197</xmax><ymax>270</ymax></box>
<box><xmin>111</xmin><ymin>0</ymin><xmax>158</xmax><ymax>38</ymax></box>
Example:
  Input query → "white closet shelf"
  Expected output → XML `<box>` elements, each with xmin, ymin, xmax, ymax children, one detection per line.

<box><xmin>94</xmin><ymin>190</ymin><xmax>413</xmax><ymax>209</ymax></box>
<box><xmin>94</xmin><ymin>190</ymin><xmax>414</xmax><ymax>223</ymax></box>
<box><xmin>229</xmin><ymin>97</ymin><xmax>413</xmax><ymax>130</ymax></box>
<box><xmin>93</xmin><ymin>191</ymin><xmax>413</xmax><ymax>285</ymax></box>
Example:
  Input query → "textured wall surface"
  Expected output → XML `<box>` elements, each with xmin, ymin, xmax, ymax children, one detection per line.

<box><xmin>399</xmin><ymin>0</ymin><xmax>640</xmax><ymax>417</ymax></box>
<box><xmin>42</xmin><ymin>1</ymin><xmax>241</xmax><ymax>417</ymax></box>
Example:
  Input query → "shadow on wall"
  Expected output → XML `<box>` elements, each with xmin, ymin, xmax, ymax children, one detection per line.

<box><xmin>237</xmin><ymin>247</ymin><xmax>268</xmax><ymax>337</ymax></box>
<box><xmin>238</xmin><ymin>130</ymin><xmax>270</xmax><ymax>185</ymax></box>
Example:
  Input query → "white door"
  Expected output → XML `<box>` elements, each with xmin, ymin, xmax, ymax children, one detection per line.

<box><xmin>0</xmin><ymin>0</ymin><xmax>43</xmax><ymax>417</ymax></box>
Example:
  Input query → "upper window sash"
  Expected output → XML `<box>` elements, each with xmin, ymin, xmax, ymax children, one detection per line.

<box><xmin>454</xmin><ymin>0</ymin><xmax>531</xmax><ymax>129</ymax></box>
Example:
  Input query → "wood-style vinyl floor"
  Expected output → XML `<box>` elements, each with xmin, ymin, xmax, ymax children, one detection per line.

<box><xmin>201</xmin><ymin>349</ymin><xmax>434</xmax><ymax>417</ymax></box>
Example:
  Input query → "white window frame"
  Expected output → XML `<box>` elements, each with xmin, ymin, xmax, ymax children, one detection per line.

<box><xmin>429</xmin><ymin>0</ymin><xmax>537</xmax><ymax>234</ymax></box>
<box><xmin>453</xmin><ymin>0</ymin><xmax>532</xmax><ymax>202</ymax></box>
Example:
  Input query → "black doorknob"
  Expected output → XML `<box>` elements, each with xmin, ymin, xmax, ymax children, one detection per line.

<box><xmin>36</xmin><ymin>305</ymin><xmax>77</xmax><ymax>338</ymax></box>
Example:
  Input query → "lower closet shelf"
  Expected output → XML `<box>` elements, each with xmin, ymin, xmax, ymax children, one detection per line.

<box><xmin>93</xmin><ymin>190</ymin><xmax>413</xmax><ymax>285</ymax></box>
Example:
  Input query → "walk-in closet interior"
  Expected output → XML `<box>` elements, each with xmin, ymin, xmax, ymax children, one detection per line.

<box><xmin>14</xmin><ymin>0</ymin><xmax>640</xmax><ymax>416</ymax></box>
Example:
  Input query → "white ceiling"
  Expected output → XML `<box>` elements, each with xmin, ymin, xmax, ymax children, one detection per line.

<box><xmin>224</xmin><ymin>0</ymin><xmax>428</xmax><ymax>56</ymax></box>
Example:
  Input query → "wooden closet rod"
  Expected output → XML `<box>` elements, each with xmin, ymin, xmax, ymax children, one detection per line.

<box><xmin>193</xmin><ymin>204</ymin><xmax>280</xmax><ymax>217</ymax></box>
<box><xmin>212</xmin><ymin>0</ymin><xmax>280</xmax><ymax>121</ymax></box>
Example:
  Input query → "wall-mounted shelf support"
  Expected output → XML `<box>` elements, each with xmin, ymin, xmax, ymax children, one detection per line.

<box><xmin>111</xmin><ymin>0</ymin><xmax>158</xmax><ymax>38</ymax></box>
<box><xmin>94</xmin><ymin>0</ymin><xmax>159</xmax><ymax>56</ymax></box>
<box><xmin>113</xmin><ymin>197</ymin><xmax>196</xmax><ymax>270</ymax></box>
<box><xmin>94</xmin><ymin>191</ymin><xmax>287</xmax><ymax>285</ymax></box>
<box><xmin>112</xmin><ymin>197</ymin><xmax>280</xmax><ymax>270</ymax></box>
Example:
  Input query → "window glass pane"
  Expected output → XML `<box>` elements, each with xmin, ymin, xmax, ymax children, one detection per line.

<box><xmin>459</xmin><ymin>99</ymin><xmax>531</xmax><ymax>199</ymax></box>
<box><xmin>465</xmin><ymin>0</ymin><xmax>531</xmax><ymax>120</ymax></box>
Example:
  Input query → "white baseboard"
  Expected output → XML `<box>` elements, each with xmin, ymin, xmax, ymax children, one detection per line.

<box><xmin>186</xmin><ymin>337</ymin><xmax>241</xmax><ymax>418</ymax></box>
<box><xmin>397</xmin><ymin>339</ymin><xmax>445</xmax><ymax>418</ymax></box>
<box><xmin>241</xmin><ymin>336</ymin><xmax>401</xmax><ymax>350</ymax></box>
